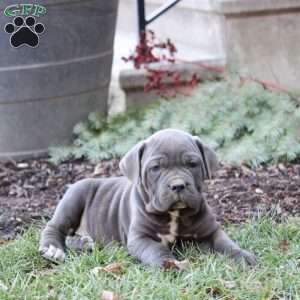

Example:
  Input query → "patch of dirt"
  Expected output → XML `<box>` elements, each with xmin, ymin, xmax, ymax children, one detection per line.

<box><xmin>0</xmin><ymin>158</ymin><xmax>299</xmax><ymax>239</ymax></box>
<box><xmin>0</xmin><ymin>158</ymin><xmax>121</xmax><ymax>239</ymax></box>
<box><xmin>207</xmin><ymin>163</ymin><xmax>300</xmax><ymax>224</ymax></box>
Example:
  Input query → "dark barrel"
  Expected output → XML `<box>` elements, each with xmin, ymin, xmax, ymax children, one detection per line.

<box><xmin>0</xmin><ymin>0</ymin><xmax>119</xmax><ymax>160</ymax></box>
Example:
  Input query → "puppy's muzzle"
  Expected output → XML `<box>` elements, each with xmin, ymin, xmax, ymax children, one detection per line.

<box><xmin>168</xmin><ymin>178</ymin><xmax>189</xmax><ymax>209</ymax></box>
<box><xmin>168</xmin><ymin>178</ymin><xmax>187</xmax><ymax>193</ymax></box>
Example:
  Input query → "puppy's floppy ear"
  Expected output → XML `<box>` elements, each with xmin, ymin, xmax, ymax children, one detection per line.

<box><xmin>119</xmin><ymin>141</ymin><xmax>145</xmax><ymax>185</ymax></box>
<box><xmin>193</xmin><ymin>136</ymin><xmax>219</xmax><ymax>180</ymax></box>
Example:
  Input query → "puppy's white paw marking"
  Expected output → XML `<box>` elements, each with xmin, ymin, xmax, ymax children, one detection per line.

<box><xmin>40</xmin><ymin>244</ymin><xmax>65</xmax><ymax>262</ymax></box>
<box><xmin>54</xmin><ymin>248</ymin><xmax>66</xmax><ymax>261</ymax></box>
<box><xmin>46</xmin><ymin>244</ymin><xmax>56</xmax><ymax>257</ymax></box>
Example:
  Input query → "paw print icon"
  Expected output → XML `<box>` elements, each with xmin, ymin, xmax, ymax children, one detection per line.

<box><xmin>5</xmin><ymin>16</ymin><xmax>45</xmax><ymax>48</ymax></box>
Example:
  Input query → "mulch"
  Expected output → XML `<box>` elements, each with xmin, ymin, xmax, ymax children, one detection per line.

<box><xmin>0</xmin><ymin>157</ymin><xmax>299</xmax><ymax>240</ymax></box>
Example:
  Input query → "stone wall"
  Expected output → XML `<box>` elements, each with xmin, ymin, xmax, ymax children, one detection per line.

<box><xmin>216</xmin><ymin>0</ymin><xmax>300</xmax><ymax>92</ymax></box>
<box><xmin>117</xmin><ymin>0</ymin><xmax>226</xmax><ymax>61</ymax></box>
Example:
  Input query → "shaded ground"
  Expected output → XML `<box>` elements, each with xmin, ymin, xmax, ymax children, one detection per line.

<box><xmin>0</xmin><ymin>158</ymin><xmax>299</xmax><ymax>239</ymax></box>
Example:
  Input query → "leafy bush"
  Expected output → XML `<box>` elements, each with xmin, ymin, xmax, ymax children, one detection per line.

<box><xmin>50</xmin><ymin>80</ymin><xmax>300</xmax><ymax>166</ymax></box>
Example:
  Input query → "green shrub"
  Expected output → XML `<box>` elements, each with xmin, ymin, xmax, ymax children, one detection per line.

<box><xmin>50</xmin><ymin>80</ymin><xmax>300</xmax><ymax>166</ymax></box>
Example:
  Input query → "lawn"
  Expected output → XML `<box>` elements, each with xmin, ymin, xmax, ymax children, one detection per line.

<box><xmin>0</xmin><ymin>217</ymin><xmax>299</xmax><ymax>300</ymax></box>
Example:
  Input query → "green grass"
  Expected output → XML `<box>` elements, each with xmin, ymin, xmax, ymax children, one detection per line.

<box><xmin>0</xmin><ymin>218</ymin><xmax>300</xmax><ymax>300</ymax></box>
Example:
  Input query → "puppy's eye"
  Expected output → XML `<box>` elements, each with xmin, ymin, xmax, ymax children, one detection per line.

<box><xmin>187</xmin><ymin>161</ymin><xmax>198</xmax><ymax>168</ymax></box>
<box><xmin>150</xmin><ymin>165</ymin><xmax>160</xmax><ymax>172</ymax></box>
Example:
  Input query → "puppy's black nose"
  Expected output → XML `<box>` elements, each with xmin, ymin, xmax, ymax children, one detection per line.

<box><xmin>169</xmin><ymin>180</ymin><xmax>186</xmax><ymax>193</ymax></box>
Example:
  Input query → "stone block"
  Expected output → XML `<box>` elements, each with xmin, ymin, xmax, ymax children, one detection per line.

<box><xmin>119</xmin><ymin>60</ymin><xmax>224</xmax><ymax>108</ymax></box>
<box><xmin>216</xmin><ymin>0</ymin><xmax>300</xmax><ymax>92</ymax></box>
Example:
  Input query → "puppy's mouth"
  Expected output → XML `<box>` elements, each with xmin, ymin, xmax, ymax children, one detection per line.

<box><xmin>170</xmin><ymin>200</ymin><xmax>187</xmax><ymax>210</ymax></box>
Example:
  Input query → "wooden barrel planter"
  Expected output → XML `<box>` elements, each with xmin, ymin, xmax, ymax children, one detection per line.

<box><xmin>0</xmin><ymin>0</ymin><xmax>119</xmax><ymax>160</ymax></box>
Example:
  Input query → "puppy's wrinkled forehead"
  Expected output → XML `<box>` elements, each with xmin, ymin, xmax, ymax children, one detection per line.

<box><xmin>143</xmin><ymin>130</ymin><xmax>198</xmax><ymax>159</ymax></box>
<box><xmin>119</xmin><ymin>128</ymin><xmax>218</xmax><ymax>184</ymax></box>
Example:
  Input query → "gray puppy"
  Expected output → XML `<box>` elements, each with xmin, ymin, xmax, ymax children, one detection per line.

<box><xmin>39</xmin><ymin>129</ymin><xmax>256</xmax><ymax>267</ymax></box>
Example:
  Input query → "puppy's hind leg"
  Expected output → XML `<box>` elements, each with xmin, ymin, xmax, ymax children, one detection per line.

<box><xmin>39</xmin><ymin>179</ymin><xmax>96</xmax><ymax>263</ymax></box>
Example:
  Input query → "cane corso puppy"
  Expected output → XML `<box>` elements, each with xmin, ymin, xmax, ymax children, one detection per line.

<box><xmin>39</xmin><ymin>129</ymin><xmax>256</xmax><ymax>267</ymax></box>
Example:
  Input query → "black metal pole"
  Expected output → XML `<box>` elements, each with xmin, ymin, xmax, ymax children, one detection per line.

<box><xmin>137</xmin><ymin>0</ymin><xmax>146</xmax><ymax>39</ymax></box>
<box><xmin>136</xmin><ymin>0</ymin><xmax>183</xmax><ymax>45</ymax></box>
<box><xmin>146</xmin><ymin>0</ymin><xmax>182</xmax><ymax>24</ymax></box>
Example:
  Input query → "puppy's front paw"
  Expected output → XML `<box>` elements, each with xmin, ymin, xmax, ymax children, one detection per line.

<box><xmin>39</xmin><ymin>244</ymin><xmax>66</xmax><ymax>263</ymax></box>
<box><xmin>66</xmin><ymin>235</ymin><xmax>95</xmax><ymax>252</ymax></box>
<box><xmin>232</xmin><ymin>249</ymin><xmax>257</xmax><ymax>266</ymax></box>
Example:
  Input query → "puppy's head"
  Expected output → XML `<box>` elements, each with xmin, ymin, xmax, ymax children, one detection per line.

<box><xmin>119</xmin><ymin>129</ymin><xmax>218</xmax><ymax>213</ymax></box>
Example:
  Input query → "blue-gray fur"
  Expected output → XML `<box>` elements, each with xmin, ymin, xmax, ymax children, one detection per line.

<box><xmin>39</xmin><ymin>129</ymin><xmax>256</xmax><ymax>266</ymax></box>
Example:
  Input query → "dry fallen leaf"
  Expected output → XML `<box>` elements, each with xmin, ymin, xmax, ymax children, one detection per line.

<box><xmin>101</xmin><ymin>290</ymin><xmax>120</xmax><ymax>300</ymax></box>
<box><xmin>205</xmin><ymin>286</ymin><xmax>222</xmax><ymax>297</ymax></box>
<box><xmin>91</xmin><ymin>262</ymin><xmax>123</xmax><ymax>278</ymax></box>
<box><xmin>278</xmin><ymin>239</ymin><xmax>289</xmax><ymax>252</ymax></box>
<box><xmin>102</xmin><ymin>263</ymin><xmax>123</xmax><ymax>274</ymax></box>
<box><xmin>162</xmin><ymin>259</ymin><xmax>190</xmax><ymax>271</ymax></box>
<box><xmin>0</xmin><ymin>239</ymin><xmax>8</xmax><ymax>246</ymax></box>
